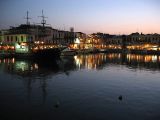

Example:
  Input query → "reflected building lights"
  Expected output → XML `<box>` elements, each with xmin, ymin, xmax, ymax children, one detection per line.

<box><xmin>11</xmin><ymin>58</ymin><xmax>15</xmax><ymax>63</ymax></box>
<box><xmin>152</xmin><ymin>56</ymin><xmax>157</xmax><ymax>62</ymax></box>
<box><xmin>74</xmin><ymin>56</ymin><xmax>81</xmax><ymax>69</ymax></box>
<box><xmin>0</xmin><ymin>58</ymin><xmax>40</xmax><ymax>73</ymax></box>
<box><xmin>34</xmin><ymin>63</ymin><xmax>39</xmax><ymax>70</ymax></box>
<box><xmin>16</xmin><ymin>61</ymin><xmax>28</xmax><ymax>72</ymax></box>
<box><xmin>73</xmin><ymin>53</ymin><xmax>160</xmax><ymax>70</ymax></box>
<box><xmin>0</xmin><ymin>53</ymin><xmax>160</xmax><ymax>76</ymax></box>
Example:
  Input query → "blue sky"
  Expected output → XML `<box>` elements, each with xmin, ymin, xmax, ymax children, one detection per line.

<box><xmin>0</xmin><ymin>0</ymin><xmax>160</xmax><ymax>34</ymax></box>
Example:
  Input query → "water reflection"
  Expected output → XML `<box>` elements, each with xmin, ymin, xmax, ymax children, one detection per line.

<box><xmin>74</xmin><ymin>54</ymin><xmax>160</xmax><ymax>70</ymax></box>
<box><xmin>0</xmin><ymin>57</ymin><xmax>79</xmax><ymax>105</ymax></box>
<box><xmin>1</xmin><ymin>54</ymin><xmax>160</xmax><ymax>97</ymax></box>
<box><xmin>1</xmin><ymin>54</ymin><xmax>160</xmax><ymax>76</ymax></box>
<box><xmin>1</xmin><ymin>54</ymin><xmax>160</xmax><ymax>120</ymax></box>
<box><xmin>74</xmin><ymin>53</ymin><xmax>122</xmax><ymax>69</ymax></box>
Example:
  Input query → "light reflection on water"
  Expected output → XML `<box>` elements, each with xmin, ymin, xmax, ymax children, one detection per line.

<box><xmin>0</xmin><ymin>53</ymin><xmax>160</xmax><ymax>120</ymax></box>
<box><xmin>73</xmin><ymin>54</ymin><xmax>160</xmax><ymax>71</ymax></box>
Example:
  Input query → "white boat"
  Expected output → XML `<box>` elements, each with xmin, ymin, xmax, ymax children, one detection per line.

<box><xmin>99</xmin><ymin>49</ymin><xmax>107</xmax><ymax>52</ymax></box>
<box><xmin>61</xmin><ymin>48</ymin><xmax>77</xmax><ymax>56</ymax></box>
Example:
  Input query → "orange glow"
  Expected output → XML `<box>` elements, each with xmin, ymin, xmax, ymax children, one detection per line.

<box><xmin>21</xmin><ymin>43</ymin><xmax>27</xmax><ymax>46</ymax></box>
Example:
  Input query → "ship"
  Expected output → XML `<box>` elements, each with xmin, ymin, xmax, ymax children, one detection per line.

<box><xmin>1</xmin><ymin>11</ymin><xmax>63</xmax><ymax>59</ymax></box>
<box><xmin>14</xmin><ymin>42</ymin><xmax>63</xmax><ymax>59</ymax></box>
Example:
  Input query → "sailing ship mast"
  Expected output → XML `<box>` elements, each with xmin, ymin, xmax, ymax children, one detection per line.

<box><xmin>38</xmin><ymin>10</ymin><xmax>48</xmax><ymax>28</ymax></box>
<box><xmin>38</xmin><ymin>10</ymin><xmax>49</xmax><ymax>42</ymax></box>
<box><xmin>24</xmin><ymin>11</ymin><xmax>31</xmax><ymax>25</ymax></box>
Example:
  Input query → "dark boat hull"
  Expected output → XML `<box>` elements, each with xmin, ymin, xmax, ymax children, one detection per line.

<box><xmin>15</xmin><ymin>48</ymin><xmax>61</xmax><ymax>59</ymax></box>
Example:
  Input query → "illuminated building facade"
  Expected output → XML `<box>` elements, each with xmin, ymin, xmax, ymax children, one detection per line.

<box><xmin>1</xmin><ymin>22</ymin><xmax>160</xmax><ymax>54</ymax></box>
<box><xmin>70</xmin><ymin>32</ymin><xmax>87</xmax><ymax>49</ymax></box>
<box><xmin>84</xmin><ymin>33</ymin><xmax>123</xmax><ymax>50</ymax></box>
<box><xmin>83</xmin><ymin>32</ymin><xmax>160</xmax><ymax>51</ymax></box>
<box><xmin>126</xmin><ymin>33</ymin><xmax>160</xmax><ymax>51</ymax></box>
<box><xmin>53</xmin><ymin>30</ymin><xmax>76</xmax><ymax>45</ymax></box>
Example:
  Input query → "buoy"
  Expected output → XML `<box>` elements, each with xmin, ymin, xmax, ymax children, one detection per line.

<box><xmin>118</xmin><ymin>95</ymin><xmax>122</xmax><ymax>101</ymax></box>
<box><xmin>54</xmin><ymin>101</ymin><xmax>60</xmax><ymax>108</ymax></box>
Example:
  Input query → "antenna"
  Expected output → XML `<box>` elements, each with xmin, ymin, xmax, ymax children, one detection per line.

<box><xmin>24</xmin><ymin>11</ymin><xmax>31</xmax><ymax>25</ymax></box>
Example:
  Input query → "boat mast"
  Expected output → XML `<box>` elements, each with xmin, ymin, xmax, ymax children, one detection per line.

<box><xmin>24</xmin><ymin>11</ymin><xmax>31</xmax><ymax>25</ymax></box>
<box><xmin>38</xmin><ymin>10</ymin><xmax>48</xmax><ymax>28</ymax></box>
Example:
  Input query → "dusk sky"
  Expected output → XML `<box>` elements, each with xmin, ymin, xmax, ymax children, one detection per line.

<box><xmin>0</xmin><ymin>0</ymin><xmax>160</xmax><ymax>34</ymax></box>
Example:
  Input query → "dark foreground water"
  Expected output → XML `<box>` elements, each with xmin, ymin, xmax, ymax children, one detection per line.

<box><xmin>1</xmin><ymin>53</ymin><xmax>160</xmax><ymax>120</ymax></box>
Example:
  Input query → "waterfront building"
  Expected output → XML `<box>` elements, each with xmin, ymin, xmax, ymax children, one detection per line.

<box><xmin>85</xmin><ymin>33</ymin><xmax>123</xmax><ymax>50</ymax></box>
<box><xmin>7</xmin><ymin>24</ymin><xmax>53</xmax><ymax>44</ymax></box>
<box><xmin>104</xmin><ymin>35</ymin><xmax>122</xmax><ymax>49</ymax></box>
<box><xmin>0</xmin><ymin>23</ymin><xmax>87</xmax><ymax>55</ymax></box>
<box><xmin>0</xmin><ymin>30</ymin><xmax>8</xmax><ymax>43</ymax></box>
<box><xmin>85</xmin><ymin>32</ymin><xmax>160</xmax><ymax>51</ymax></box>
<box><xmin>70</xmin><ymin>32</ymin><xmax>86</xmax><ymax>49</ymax></box>
<box><xmin>52</xmin><ymin>29</ymin><xmax>78</xmax><ymax>46</ymax></box>
<box><xmin>1</xmin><ymin>10</ymin><xmax>160</xmax><ymax>54</ymax></box>
<box><xmin>0</xmin><ymin>31</ymin><xmax>3</xmax><ymax>44</ymax></box>
<box><xmin>126</xmin><ymin>32</ymin><xmax>160</xmax><ymax>50</ymax></box>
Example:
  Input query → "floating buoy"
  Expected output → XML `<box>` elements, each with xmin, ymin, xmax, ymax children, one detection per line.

<box><xmin>118</xmin><ymin>95</ymin><xmax>122</xmax><ymax>101</ymax></box>
<box><xmin>54</xmin><ymin>101</ymin><xmax>60</xmax><ymax>108</ymax></box>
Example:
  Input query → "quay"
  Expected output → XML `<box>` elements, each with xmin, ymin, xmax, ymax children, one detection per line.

<box><xmin>1</xmin><ymin>45</ymin><xmax>160</xmax><ymax>58</ymax></box>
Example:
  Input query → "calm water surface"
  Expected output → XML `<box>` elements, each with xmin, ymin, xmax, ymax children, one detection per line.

<box><xmin>1</xmin><ymin>53</ymin><xmax>160</xmax><ymax>120</ymax></box>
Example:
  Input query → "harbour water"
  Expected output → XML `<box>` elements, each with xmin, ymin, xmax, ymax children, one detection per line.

<box><xmin>1</xmin><ymin>53</ymin><xmax>160</xmax><ymax>120</ymax></box>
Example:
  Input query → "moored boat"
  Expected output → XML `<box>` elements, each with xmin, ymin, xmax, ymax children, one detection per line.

<box><xmin>61</xmin><ymin>47</ymin><xmax>77</xmax><ymax>56</ymax></box>
<box><xmin>14</xmin><ymin>42</ymin><xmax>61</xmax><ymax>59</ymax></box>
<box><xmin>99</xmin><ymin>49</ymin><xmax>107</xmax><ymax>53</ymax></box>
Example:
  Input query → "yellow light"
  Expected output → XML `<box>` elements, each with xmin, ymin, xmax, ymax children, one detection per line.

<box><xmin>21</xmin><ymin>43</ymin><xmax>27</xmax><ymax>46</ymax></box>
